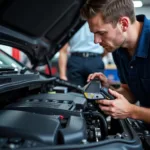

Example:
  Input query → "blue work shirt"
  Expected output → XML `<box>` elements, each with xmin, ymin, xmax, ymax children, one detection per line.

<box><xmin>113</xmin><ymin>15</ymin><xmax>150</xmax><ymax>108</ymax></box>
<box><xmin>69</xmin><ymin>22</ymin><xmax>104</xmax><ymax>54</ymax></box>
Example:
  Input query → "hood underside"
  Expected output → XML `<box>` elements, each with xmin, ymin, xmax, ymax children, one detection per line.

<box><xmin>0</xmin><ymin>0</ymin><xmax>85</xmax><ymax>65</ymax></box>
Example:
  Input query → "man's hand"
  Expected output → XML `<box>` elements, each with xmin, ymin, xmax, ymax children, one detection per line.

<box><xmin>97</xmin><ymin>89</ymin><xmax>133</xmax><ymax>119</ymax></box>
<box><xmin>60</xmin><ymin>75</ymin><xmax>68</xmax><ymax>81</ymax></box>
<box><xmin>87</xmin><ymin>72</ymin><xmax>109</xmax><ymax>88</ymax></box>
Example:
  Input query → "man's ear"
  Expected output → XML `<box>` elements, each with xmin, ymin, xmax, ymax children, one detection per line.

<box><xmin>119</xmin><ymin>17</ymin><xmax>129</xmax><ymax>32</ymax></box>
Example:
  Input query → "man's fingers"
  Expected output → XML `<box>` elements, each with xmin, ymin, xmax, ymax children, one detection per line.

<box><xmin>87</xmin><ymin>73</ymin><xmax>97</xmax><ymax>81</ymax></box>
<box><xmin>113</xmin><ymin>116</ymin><xmax>118</xmax><ymax>119</ymax></box>
<box><xmin>108</xmin><ymin>89</ymin><xmax>121</xmax><ymax>99</ymax></box>
<box><xmin>87</xmin><ymin>72</ymin><xmax>103</xmax><ymax>82</ymax></box>
<box><xmin>99</xmin><ymin>105</ymin><xmax>115</xmax><ymax>113</ymax></box>
<box><xmin>97</xmin><ymin>100</ymin><xmax>113</xmax><ymax>106</ymax></box>
<box><xmin>99</xmin><ymin>105</ymin><xmax>110</xmax><ymax>111</ymax></box>
<box><xmin>103</xmin><ymin>111</ymin><xmax>111</xmax><ymax>116</ymax></box>
<box><xmin>87</xmin><ymin>74</ymin><xmax>94</xmax><ymax>82</ymax></box>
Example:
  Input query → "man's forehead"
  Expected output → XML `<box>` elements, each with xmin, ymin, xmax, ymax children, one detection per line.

<box><xmin>88</xmin><ymin>15</ymin><xmax>105</xmax><ymax>33</ymax></box>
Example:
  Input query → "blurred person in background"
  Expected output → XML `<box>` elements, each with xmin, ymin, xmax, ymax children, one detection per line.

<box><xmin>58</xmin><ymin>22</ymin><xmax>104</xmax><ymax>87</ymax></box>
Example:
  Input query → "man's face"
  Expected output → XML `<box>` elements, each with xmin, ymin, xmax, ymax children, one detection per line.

<box><xmin>88</xmin><ymin>14</ymin><xmax>125</xmax><ymax>52</ymax></box>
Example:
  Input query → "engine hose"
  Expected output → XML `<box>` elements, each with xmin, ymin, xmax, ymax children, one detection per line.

<box><xmin>84</xmin><ymin>111</ymin><xmax>108</xmax><ymax>140</ymax></box>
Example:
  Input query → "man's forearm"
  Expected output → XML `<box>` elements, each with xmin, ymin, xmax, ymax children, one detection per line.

<box><xmin>110</xmin><ymin>84</ymin><xmax>150</xmax><ymax>123</ymax></box>
<box><xmin>59</xmin><ymin>52</ymin><xmax>67</xmax><ymax>77</ymax></box>
<box><xmin>111</xmin><ymin>84</ymin><xmax>150</xmax><ymax>123</ymax></box>
<box><xmin>58</xmin><ymin>43</ymin><xmax>68</xmax><ymax>79</ymax></box>
<box><xmin>130</xmin><ymin>104</ymin><xmax>150</xmax><ymax>123</ymax></box>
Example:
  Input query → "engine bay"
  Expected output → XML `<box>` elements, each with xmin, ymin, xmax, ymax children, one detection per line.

<box><xmin>0</xmin><ymin>76</ymin><xmax>147</xmax><ymax>149</ymax></box>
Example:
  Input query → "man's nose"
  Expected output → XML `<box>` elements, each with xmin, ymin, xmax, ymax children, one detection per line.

<box><xmin>94</xmin><ymin>35</ymin><xmax>102</xmax><ymax>44</ymax></box>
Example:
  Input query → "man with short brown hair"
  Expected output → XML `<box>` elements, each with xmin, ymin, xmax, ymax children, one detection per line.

<box><xmin>81</xmin><ymin>0</ymin><xmax>150</xmax><ymax>128</ymax></box>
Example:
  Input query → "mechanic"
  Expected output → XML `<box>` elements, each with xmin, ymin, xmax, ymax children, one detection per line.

<box><xmin>58</xmin><ymin>22</ymin><xmax>104</xmax><ymax>87</ymax></box>
<box><xmin>81</xmin><ymin>0</ymin><xmax>150</xmax><ymax>128</ymax></box>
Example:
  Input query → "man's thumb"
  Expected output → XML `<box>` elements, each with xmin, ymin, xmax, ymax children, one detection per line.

<box><xmin>108</xmin><ymin>89</ymin><xmax>120</xmax><ymax>98</ymax></box>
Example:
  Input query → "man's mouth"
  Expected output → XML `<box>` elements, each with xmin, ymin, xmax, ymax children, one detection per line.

<box><xmin>101</xmin><ymin>45</ymin><xmax>108</xmax><ymax>49</ymax></box>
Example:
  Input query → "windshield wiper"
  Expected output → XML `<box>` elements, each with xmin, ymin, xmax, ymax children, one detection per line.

<box><xmin>0</xmin><ymin>66</ymin><xmax>18</xmax><ymax>75</ymax></box>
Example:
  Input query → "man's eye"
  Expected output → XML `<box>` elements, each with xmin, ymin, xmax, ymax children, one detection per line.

<box><xmin>99</xmin><ymin>32</ymin><xmax>105</xmax><ymax>35</ymax></box>
<box><xmin>95</xmin><ymin>32</ymin><xmax>107</xmax><ymax>37</ymax></box>
<box><xmin>95</xmin><ymin>32</ymin><xmax>106</xmax><ymax>36</ymax></box>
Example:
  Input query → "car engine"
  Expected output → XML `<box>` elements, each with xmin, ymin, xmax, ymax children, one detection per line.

<box><xmin>0</xmin><ymin>76</ymin><xmax>148</xmax><ymax>150</ymax></box>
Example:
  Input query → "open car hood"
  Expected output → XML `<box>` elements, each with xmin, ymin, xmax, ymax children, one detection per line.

<box><xmin>0</xmin><ymin>0</ymin><xmax>85</xmax><ymax>65</ymax></box>
<box><xmin>0</xmin><ymin>1</ymin><xmax>148</xmax><ymax>149</ymax></box>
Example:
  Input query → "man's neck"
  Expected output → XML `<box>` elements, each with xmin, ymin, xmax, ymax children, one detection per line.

<box><xmin>125</xmin><ymin>21</ymin><xmax>143</xmax><ymax>56</ymax></box>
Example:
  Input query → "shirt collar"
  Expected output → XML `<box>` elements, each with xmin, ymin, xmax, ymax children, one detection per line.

<box><xmin>135</xmin><ymin>15</ymin><xmax>150</xmax><ymax>58</ymax></box>
<box><xmin>116</xmin><ymin>15</ymin><xmax>150</xmax><ymax>59</ymax></box>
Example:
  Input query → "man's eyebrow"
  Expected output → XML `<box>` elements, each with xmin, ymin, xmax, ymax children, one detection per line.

<box><xmin>94</xmin><ymin>31</ymin><xmax>107</xmax><ymax>34</ymax></box>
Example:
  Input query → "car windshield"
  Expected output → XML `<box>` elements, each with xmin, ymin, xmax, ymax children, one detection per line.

<box><xmin>0</xmin><ymin>49</ymin><xmax>23</xmax><ymax>70</ymax></box>
<box><xmin>0</xmin><ymin>46</ymin><xmax>59</xmax><ymax>76</ymax></box>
